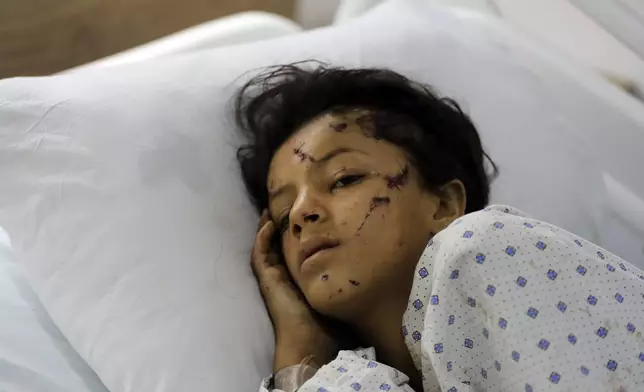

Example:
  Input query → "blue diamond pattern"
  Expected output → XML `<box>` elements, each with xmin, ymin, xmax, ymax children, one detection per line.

<box><xmin>412</xmin><ymin>331</ymin><xmax>421</xmax><ymax>342</ymax></box>
<box><xmin>627</xmin><ymin>323</ymin><xmax>636</xmax><ymax>333</ymax></box>
<box><xmin>587</xmin><ymin>295</ymin><xmax>598</xmax><ymax>306</ymax></box>
<box><xmin>447</xmin><ymin>361</ymin><xmax>452</xmax><ymax>372</ymax></box>
<box><xmin>498</xmin><ymin>318</ymin><xmax>508</xmax><ymax>329</ymax></box>
<box><xmin>448</xmin><ymin>315</ymin><xmax>455</xmax><ymax>325</ymax></box>
<box><xmin>367</xmin><ymin>361</ymin><xmax>377</xmax><ymax>368</ymax></box>
<box><xmin>468</xmin><ymin>297</ymin><xmax>476</xmax><ymax>307</ymax></box>
<box><xmin>547</xmin><ymin>269</ymin><xmax>558</xmax><ymax>280</ymax></box>
<box><xmin>512</xmin><ymin>351</ymin><xmax>520</xmax><ymax>362</ymax></box>
<box><xmin>619</xmin><ymin>263</ymin><xmax>627</xmax><ymax>271</ymax></box>
<box><xmin>318</xmin><ymin>388</ymin><xmax>329</xmax><ymax>392</ymax></box>
<box><xmin>464</xmin><ymin>338</ymin><xmax>473</xmax><ymax>349</ymax></box>
<box><xmin>639</xmin><ymin>353</ymin><xmax>644</xmax><ymax>362</ymax></box>
<box><xmin>434</xmin><ymin>343</ymin><xmax>443</xmax><ymax>353</ymax></box>
<box><xmin>538</xmin><ymin>338</ymin><xmax>550</xmax><ymax>350</ymax></box>
<box><xmin>431</xmin><ymin>295</ymin><xmax>439</xmax><ymax>305</ymax></box>
<box><xmin>607</xmin><ymin>360</ymin><xmax>618</xmax><ymax>371</ymax></box>
<box><xmin>606</xmin><ymin>264</ymin><xmax>616</xmax><ymax>272</ymax></box>
<box><xmin>338</xmin><ymin>366</ymin><xmax>347</xmax><ymax>373</ymax></box>
<box><xmin>418</xmin><ymin>267</ymin><xmax>429</xmax><ymax>278</ymax></box>
<box><xmin>576</xmin><ymin>265</ymin><xmax>587</xmax><ymax>275</ymax></box>
<box><xmin>379</xmin><ymin>384</ymin><xmax>391</xmax><ymax>391</ymax></box>
<box><xmin>350</xmin><ymin>382</ymin><xmax>361</xmax><ymax>391</ymax></box>
<box><xmin>615</xmin><ymin>293</ymin><xmax>624</xmax><ymax>303</ymax></box>
<box><xmin>487</xmin><ymin>285</ymin><xmax>496</xmax><ymax>296</ymax></box>
<box><xmin>527</xmin><ymin>307</ymin><xmax>539</xmax><ymax>318</ymax></box>
<box><xmin>574</xmin><ymin>239</ymin><xmax>582</xmax><ymax>246</ymax></box>
<box><xmin>597</xmin><ymin>251</ymin><xmax>605</xmax><ymax>260</ymax></box>
<box><xmin>450</xmin><ymin>270</ymin><xmax>459</xmax><ymax>279</ymax></box>
<box><xmin>568</xmin><ymin>334</ymin><xmax>577</xmax><ymax>344</ymax></box>
<box><xmin>447</xmin><ymin>388</ymin><xmax>456</xmax><ymax>392</ymax></box>
<box><xmin>505</xmin><ymin>246</ymin><xmax>516</xmax><ymax>256</ymax></box>
<box><xmin>402</xmin><ymin>326</ymin><xmax>408</xmax><ymax>336</ymax></box>
<box><xmin>493</xmin><ymin>221</ymin><xmax>504</xmax><ymax>229</ymax></box>
<box><xmin>516</xmin><ymin>276</ymin><xmax>527</xmax><ymax>287</ymax></box>
<box><xmin>557</xmin><ymin>301</ymin><xmax>567</xmax><ymax>313</ymax></box>
<box><xmin>463</xmin><ymin>230</ymin><xmax>473</xmax><ymax>238</ymax></box>
<box><xmin>549</xmin><ymin>372</ymin><xmax>561</xmax><ymax>384</ymax></box>
<box><xmin>524</xmin><ymin>222</ymin><xmax>534</xmax><ymax>229</ymax></box>
<box><xmin>413</xmin><ymin>299</ymin><xmax>423</xmax><ymax>310</ymax></box>
<box><xmin>536</xmin><ymin>241</ymin><xmax>547</xmax><ymax>250</ymax></box>
<box><xmin>525</xmin><ymin>384</ymin><xmax>533</xmax><ymax>392</ymax></box>
<box><xmin>476</xmin><ymin>253</ymin><xmax>486</xmax><ymax>264</ymax></box>
<box><xmin>597</xmin><ymin>327</ymin><xmax>608</xmax><ymax>338</ymax></box>
<box><xmin>580</xmin><ymin>366</ymin><xmax>589</xmax><ymax>375</ymax></box>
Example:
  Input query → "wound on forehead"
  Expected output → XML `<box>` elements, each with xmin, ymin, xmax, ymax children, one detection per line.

<box><xmin>355</xmin><ymin>114</ymin><xmax>376</xmax><ymax>136</ymax></box>
<box><xmin>329</xmin><ymin>122</ymin><xmax>348</xmax><ymax>132</ymax></box>
<box><xmin>293</xmin><ymin>143</ymin><xmax>316</xmax><ymax>163</ymax></box>
<box><xmin>386</xmin><ymin>164</ymin><xmax>409</xmax><ymax>190</ymax></box>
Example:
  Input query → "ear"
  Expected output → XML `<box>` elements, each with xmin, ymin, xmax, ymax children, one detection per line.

<box><xmin>431</xmin><ymin>180</ymin><xmax>466</xmax><ymax>228</ymax></box>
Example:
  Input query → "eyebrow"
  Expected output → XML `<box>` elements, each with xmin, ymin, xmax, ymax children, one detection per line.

<box><xmin>268</xmin><ymin>147</ymin><xmax>369</xmax><ymax>200</ymax></box>
<box><xmin>316</xmin><ymin>147</ymin><xmax>368</xmax><ymax>164</ymax></box>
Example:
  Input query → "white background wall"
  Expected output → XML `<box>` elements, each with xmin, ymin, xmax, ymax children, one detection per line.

<box><xmin>493</xmin><ymin>0</ymin><xmax>644</xmax><ymax>87</ymax></box>
<box><xmin>295</xmin><ymin>0</ymin><xmax>644</xmax><ymax>88</ymax></box>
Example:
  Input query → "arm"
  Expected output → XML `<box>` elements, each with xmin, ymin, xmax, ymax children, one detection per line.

<box><xmin>410</xmin><ymin>205</ymin><xmax>644</xmax><ymax>391</ymax></box>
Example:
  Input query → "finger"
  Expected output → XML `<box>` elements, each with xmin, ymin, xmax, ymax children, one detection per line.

<box><xmin>251</xmin><ymin>220</ymin><xmax>276</xmax><ymax>275</ymax></box>
<box><xmin>257</xmin><ymin>209</ymin><xmax>270</xmax><ymax>232</ymax></box>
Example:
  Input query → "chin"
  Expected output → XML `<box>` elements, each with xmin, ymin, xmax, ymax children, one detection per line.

<box><xmin>305</xmin><ymin>280</ymin><xmax>365</xmax><ymax>322</ymax></box>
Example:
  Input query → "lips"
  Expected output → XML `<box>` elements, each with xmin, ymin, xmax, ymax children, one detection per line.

<box><xmin>299</xmin><ymin>238</ymin><xmax>340</xmax><ymax>266</ymax></box>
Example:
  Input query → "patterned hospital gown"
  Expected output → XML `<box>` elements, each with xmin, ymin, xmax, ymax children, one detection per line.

<box><xmin>260</xmin><ymin>205</ymin><xmax>644</xmax><ymax>391</ymax></box>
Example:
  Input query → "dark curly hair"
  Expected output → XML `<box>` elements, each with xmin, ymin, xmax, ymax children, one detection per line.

<box><xmin>235</xmin><ymin>62</ymin><xmax>497</xmax><ymax>214</ymax></box>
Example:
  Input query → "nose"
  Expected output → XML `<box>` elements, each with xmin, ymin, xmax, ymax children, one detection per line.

<box><xmin>290</xmin><ymin>189</ymin><xmax>328</xmax><ymax>237</ymax></box>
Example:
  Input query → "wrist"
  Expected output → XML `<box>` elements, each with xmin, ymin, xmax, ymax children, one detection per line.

<box><xmin>273</xmin><ymin>341</ymin><xmax>331</xmax><ymax>372</ymax></box>
<box><xmin>273</xmin><ymin>345</ymin><xmax>313</xmax><ymax>372</ymax></box>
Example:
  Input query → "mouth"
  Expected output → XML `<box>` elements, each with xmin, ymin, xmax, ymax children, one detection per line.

<box><xmin>300</xmin><ymin>240</ymin><xmax>340</xmax><ymax>266</ymax></box>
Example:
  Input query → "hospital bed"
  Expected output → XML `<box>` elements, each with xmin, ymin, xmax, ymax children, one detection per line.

<box><xmin>1</xmin><ymin>1</ymin><xmax>643</xmax><ymax>391</ymax></box>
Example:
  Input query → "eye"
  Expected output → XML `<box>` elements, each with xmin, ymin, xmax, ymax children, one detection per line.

<box><xmin>330</xmin><ymin>174</ymin><xmax>365</xmax><ymax>192</ymax></box>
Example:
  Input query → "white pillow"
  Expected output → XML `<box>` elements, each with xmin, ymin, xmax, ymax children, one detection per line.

<box><xmin>0</xmin><ymin>228</ymin><xmax>107</xmax><ymax>392</ymax></box>
<box><xmin>1</xmin><ymin>1</ymin><xmax>643</xmax><ymax>391</ymax></box>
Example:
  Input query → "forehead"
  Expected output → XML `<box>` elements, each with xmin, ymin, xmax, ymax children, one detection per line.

<box><xmin>267</xmin><ymin>110</ymin><xmax>406</xmax><ymax>189</ymax></box>
<box><xmin>268</xmin><ymin>112</ymin><xmax>368</xmax><ymax>181</ymax></box>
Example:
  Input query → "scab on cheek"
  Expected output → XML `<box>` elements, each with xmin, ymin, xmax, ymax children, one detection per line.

<box><xmin>355</xmin><ymin>195</ymin><xmax>391</xmax><ymax>235</ymax></box>
<box><xmin>371</xmin><ymin>196</ymin><xmax>391</xmax><ymax>207</ymax></box>
<box><xmin>321</xmin><ymin>274</ymin><xmax>329</xmax><ymax>281</ymax></box>
<box><xmin>349</xmin><ymin>280</ymin><xmax>360</xmax><ymax>286</ymax></box>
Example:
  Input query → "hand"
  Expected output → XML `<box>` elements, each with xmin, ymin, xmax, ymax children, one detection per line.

<box><xmin>252</xmin><ymin>210</ymin><xmax>338</xmax><ymax>372</ymax></box>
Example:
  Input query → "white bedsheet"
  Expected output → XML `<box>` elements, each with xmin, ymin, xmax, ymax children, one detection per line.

<box><xmin>0</xmin><ymin>228</ymin><xmax>107</xmax><ymax>392</ymax></box>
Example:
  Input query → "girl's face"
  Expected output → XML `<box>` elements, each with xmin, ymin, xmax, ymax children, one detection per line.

<box><xmin>267</xmin><ymin>111</ymin><xmax>464</xmax><ymax>320</ymax></box>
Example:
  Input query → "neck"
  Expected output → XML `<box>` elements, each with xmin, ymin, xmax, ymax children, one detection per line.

<box><xmin>350</xmin><ymin>296</ymin><xmax>422</xmax><ymax>391</ymax></box>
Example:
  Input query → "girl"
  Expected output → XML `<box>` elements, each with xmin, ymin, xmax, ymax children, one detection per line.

<box><xmin>236</xmin><ymin>63</ymin><xmax>644</xmax><ymax>392</ymax></box>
